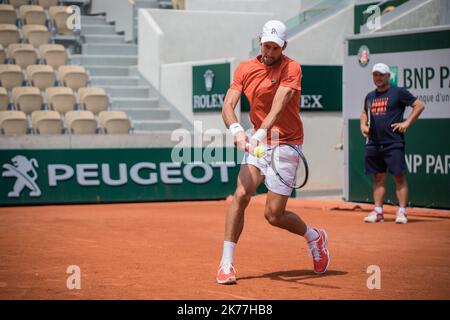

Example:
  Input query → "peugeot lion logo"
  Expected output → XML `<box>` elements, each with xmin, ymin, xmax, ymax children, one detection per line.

<box><xmin>2</xmin><ymin>155</ymin><xmax>41</xmax><ymax>198</ymax></box>
<box><xmin>203</xmin><ymin>69</ymin><xmax>215</xmax><ymax>92</ymax></box>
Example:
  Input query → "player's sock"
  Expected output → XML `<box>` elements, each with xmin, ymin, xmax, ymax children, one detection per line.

<box><xmin>303</xmin><ymin>226</ymin><xmax>319</xmax><ymax>242</ymax></box>
<box><xmin>220</xmin><ymin>241</ymin><xmax>236</xmax><ymax>266</ymax></box>
<box><xmin>374</xmin><ymin>206</ymin><xmax>383</xmax><ymax>214</ymax></box>
<box><xmin>397</xmin><ymin>207</ymin><xmax>406</xmax><ymax>215</ymax></box>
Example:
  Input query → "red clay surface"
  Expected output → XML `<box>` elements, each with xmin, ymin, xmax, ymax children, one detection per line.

<box><xmin>0</xmin><ymin>196</ymin><xmax>449</xmax><ymax>300</ymax></box>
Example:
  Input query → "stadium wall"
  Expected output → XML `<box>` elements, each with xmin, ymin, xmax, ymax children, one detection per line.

<box><xmin>185</xmin><ymin>0</ymin><xmax>309</xmax><ymax>21</ymax></box>
<box><xmin>138</xmin><ymin>8</ymin><xmax>271</xmax><ymax>89</ymax></box>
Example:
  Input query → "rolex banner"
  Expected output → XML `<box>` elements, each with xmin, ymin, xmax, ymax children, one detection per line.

<box><xmin>344</xmin><ymin>27</ymin><xmax>450</xmax><ymax>209</ymax></box>
<box><xmin>192</xmin><ymin>63</ymin><xmax>230</xmax><ymax>113</ymax></box>
<box><xmin>0</xmin><ymin>148</ymin><xmax>242</xmax><ymax>205</ymax></box>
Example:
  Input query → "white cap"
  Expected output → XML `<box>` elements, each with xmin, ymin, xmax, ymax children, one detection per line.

<box><xmin>261</xmin><ymin>20</ymin><xmax>287</xmax><ymax>48</ymax></box>
<box><xmin>372</xmin><ymin>63</ymin><xmax>390</xmax><ymax>74</ymax></box>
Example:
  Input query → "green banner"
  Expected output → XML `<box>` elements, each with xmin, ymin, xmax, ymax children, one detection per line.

<box><xmin>192</xmin><ymin>63</ymin><xmax>230</xmax><ymax>113</ymax></box>
<box><xmin>241</xmin><ymin>65</ymin><xmax>342</xmax><ymax>112</ymax></box>
<box><xmin>349</xmin><ymin>30</ymin><xmax>450</xmax><ymax>56</ymax></box>
<box><xmin>348</xmin><ymin>119</ymin><xmax>450</xmax><ymax>209</ymax></box>
<box><xmin>301</xmin><ymin>65</ymin><xmax>342</xmax><ymax>111</ymax></box>
<box><xmin>0</xmin><ymin>148</ymin><xmax>246</xmax><ymax>205</ymax></box>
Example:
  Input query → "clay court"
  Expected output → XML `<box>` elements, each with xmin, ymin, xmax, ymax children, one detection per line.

<box><xmin>0</xmin><ymin>195</ymin><xmax>449</xmax><ymax>300</ymax></box>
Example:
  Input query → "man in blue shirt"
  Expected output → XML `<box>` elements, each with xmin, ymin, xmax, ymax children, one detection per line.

<box><xmin>360</xmin><ymin>63</ymin><xmax>425</xmax><ymax>224</ymax></box>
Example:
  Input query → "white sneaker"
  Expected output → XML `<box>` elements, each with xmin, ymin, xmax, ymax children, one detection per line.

<box><xmin>364</xmin><ymin>211</ymin><xmax>384</xmax><ymax>223</ymax></box>
<box><xmin>396</xmin><ymin>212</ymin><xmax>408</xmax><ymax>224</ymax></box>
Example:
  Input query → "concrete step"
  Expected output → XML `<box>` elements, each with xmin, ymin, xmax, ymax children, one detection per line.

<box><xmin>112</xmin><ymin>97</ymin><xmax>160</xmax><ymax>109</ymax></box>
<box><xmin>128</xmin><ymin>66</ymin><xmax>139</xmax><ymax>77</ymax></box>
<box><xmin>81</xmin><ymin>15</ymin><xmax>107</xmax><ymax>24</ymax></box>
<box><xmin>72</xmin><ymin>55</ymin><xmax>137</xmax><ymax>66</ymax></box>
<box><xmin>83</xmin><ymin>34</ymin><xmax>125</xmax><ymax>44</ymax></box>
<box><xmin>84</xmin><ymin>65</ymin><xmax>130</xmax><ymax>76</ymax></box>
<box><xmin>90</xmin><ymin>76</ymin><xmax>140</xmax><ymax>86</ymax></box>
<box><xmin>104</xmin><ymin>86</ymin><xmax>151</xmax><ymax>98</ymax></box>
<box><xmin>135</xmin><ymin>0</ymin><xmax>159</xmax><ymax>9</ymax></box>
<box><xmin>81</xmin><ymin>24</ymin><xmax>117</xmax><ymax>35</ymax></box>
<box><xmin>133</xmin><ymin>119</ymin><xmax>182</xmax><ymax>131</ymax></box>
<box><xmin>82</xmin><ymin>43</ymin><xmax>138</xmax><ymax>55</ymax></box>
<box><xmin>119</xmin><ymin>107</ymin><xmax>171</xmax><ymax>120</ymax></box>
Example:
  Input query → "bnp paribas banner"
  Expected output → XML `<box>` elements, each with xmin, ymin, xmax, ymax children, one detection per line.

<box><xmin>344</xmin><ymin>27</ymin><xmax>450</xmax><ymax>209</ymax></box>
<box><xmin>192</xmin><ymin>63</ymin><xmax>230</xmax><ymax>113</ymax></box>
<box><xmin>0</xmin><ymin>148</ymin><xmax>243</xmax><ymax>205</ymax></box>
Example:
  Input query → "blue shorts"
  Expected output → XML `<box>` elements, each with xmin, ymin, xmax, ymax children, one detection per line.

<box><xmin>365</xmin><ymin>143</ymin><xmax>406</xmax><ymax>175</ymax></box>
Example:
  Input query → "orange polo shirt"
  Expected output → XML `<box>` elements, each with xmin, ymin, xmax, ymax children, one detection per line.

<box><xmin>230</xmin><ymin>54</ymin><xmax>303</xmax><ymax>145</ymax></box>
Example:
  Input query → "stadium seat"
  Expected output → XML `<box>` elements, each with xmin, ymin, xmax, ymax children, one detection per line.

<box><xmin>0</xmin><ymin>64</ymin><xmax>24</xmax><ymax>90</ymax></box>
<box><xmin>45</xmin><ymin>86</ymin><xmax>76</xmax><ymax>114</ymax></box>
<box><xmin>39</xmin><ymin>44</ymin><xmax>68</xmax><ymax>68</ymax></box>
<box><xmin>0</xmin><ymin>4</ymin><xmax>17</xmax><ymax>25</ymax></box>
<box><xmin>0</xmin><ymin>24</ymin><xmax>20</xmax><ymax>47</ymax></box>
<box><xmin>0</xmin><ymin>110</ymin><xmax>28</xmax><ymax>135</ymax></box>
<box><xmin>22</xmin><ymin>24</ymin><xmax>51</xmax><ymax>48</ymax></box>
<box><xmin>37</xmin><ymin>0</ymin><xmax>59</xmax><ymax>10</ymax></box>
<box><xmin>49</xmin><ymin>6</ymin><xmax>73</xmax><ymax>35</ymax></box>
<box><xmin>0</xmin><ymin>45</ymin><xmax>5</xmax><ymax>63</ymax></box>
<box><xmin>19</xmin><ymin>5</ymin><xmax>47</xmax><ymax>26</ymax></box>
<box><xmin>12</xmin><ymin>86</ymin><xmax>43</xmax><ymax>114</ymax></box>
<box><xmin>58</xmin><ymin>65</ymin><xmax>88</xmax><ymax>90</ymax></box>
<box><xmin>65</xmin><ymin>110</ymin><xmax>97</xmax><ymax>134</ymax></box>
<box><xmin>26</xmin><ymin>64</ymin><xmax>56</xmax><ymax>90</ymax></box>
<box><xmin>6</xmin><ymin>0</ymin><xmax>31</xmax><ymax>9</ymax></box>
<box><xmin>7</xmin><ymin>43</ymin><xmax>37</xmax><ymax>68</ymax></box>
<box><xmin>0</xmin><ymin>87</ymin><xmax>9</xmax><ymax>110</ymax></box>
<box><xmin>31</xmin><ymin>110</ymin><xmax>63</xmax><ymax>134</ymax></box>
<box><xmin>99</xmin><ymin>111</ymin><xmax>131</xmax><ymax>134</ymax></box>
<box><xmin>78</xmin><ymin>87</ymin><xmax>109</xmax><ymax>114</ymax></box>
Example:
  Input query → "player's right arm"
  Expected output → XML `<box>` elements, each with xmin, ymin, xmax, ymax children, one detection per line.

<box><xmin>222</xmin><ymin>88</ymin><xmax>248</xmax><ymax>151</ymax></box>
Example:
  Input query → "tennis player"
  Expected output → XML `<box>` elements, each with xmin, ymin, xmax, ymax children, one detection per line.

<box><xmin>217</xmin><ymin>20</ymin><xmax>330</xmax><ymax>285</ymax></box>
<box><xmin>360</xmin><ymin>63</ymin><xmax>425</xmax><ymax>224</ymax></box>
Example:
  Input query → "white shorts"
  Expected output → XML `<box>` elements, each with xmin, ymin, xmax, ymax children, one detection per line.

<box><xmin>241</xmin><ymin>144</ymin><xmax>301</xmax><ymax>196</ymax></box>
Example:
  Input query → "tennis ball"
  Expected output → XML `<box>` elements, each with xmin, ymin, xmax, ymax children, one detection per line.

<box><xmin>253</xmin><ymin>145</ymin><xmax>266</xmax><ymax>158</ymax></box>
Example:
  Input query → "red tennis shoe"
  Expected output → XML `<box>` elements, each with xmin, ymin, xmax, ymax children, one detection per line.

<box><xmin>216</xmin><ymin>263</ymin><xmax>237</xmax><ymax>284</ymax></box>
<box><xmin>307</xmin><ymin>228</ymin><xmax>330</xmax><ymax>274</ymax></box>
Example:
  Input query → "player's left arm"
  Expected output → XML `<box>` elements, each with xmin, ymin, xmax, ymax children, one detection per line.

<box><xmin>391</xmin><ymin>98</ymin><xmax>425</xmax><ymax>133</ymax></box>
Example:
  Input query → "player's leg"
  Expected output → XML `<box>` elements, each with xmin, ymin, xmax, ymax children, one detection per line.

<box><xmin>373</xmin><ymin>172</ymin><xmax>387</xmax><ymax>208</ymax></box>
<box><xmin>393</xmin><ymin>174</ymin><xmax>408</xmax><ymax>208</ymax></box>
<box><xmin>364</xmin><ymin>145</ymin><xmax>387</xmax><ymax>222</ymax></box>
<box><xmin>393</xmin><ymin>174</ymin><xmax>408</xmax><ymax>224</ymax></box>
<box><xmin>263</xmin><ymin>191</ymin><xmax>330</xmax><ymax>274</ymax></box>
<box><xmin>263</xmin><ymin>191</ymin><xmax>306</xmax><ymax>235</ymax></box>
<box><xmin>225</xmin><ymin>164</ymin><xmax>264</xmax><ymax>243</ymax></box>
<box><xmin>386</xmin><ymin>145</ymin><xmax>408</xmax><ymax>224</ymax></box>
<box><xmin>217</xmin><ymin>164</ymin><xmax>264</xmax><ymax>284</ymax></box>
<box><xmin>262</xmin><ymin>143</ymin><xmax>331</xmax><ymax>274</ymax></box>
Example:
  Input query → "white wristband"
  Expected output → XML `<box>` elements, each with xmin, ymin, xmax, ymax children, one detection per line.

<box><xmin>229</xmin><ymin>122</ymin><xmax>244</xmax><ymax>136</ymax></box>
<box><xmin>251</xmin><ymin>128</ymin><xmax>267</xmax><ymax>143</ymax></box>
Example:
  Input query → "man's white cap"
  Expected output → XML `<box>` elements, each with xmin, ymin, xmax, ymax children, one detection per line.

<box><xmin>261</xmin><ymin>20</ymin><xmax>287</xmax><ymax>48</ymax></box>
<box><xmin>372</xmin><ymin>63</ymin><xmax>390</xmax><ymax>74</ymax></box>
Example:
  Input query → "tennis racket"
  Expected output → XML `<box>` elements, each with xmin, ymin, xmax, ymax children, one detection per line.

<box><xmin>248</xmin><ymin>143</ymin><xmax>309</xmax><ymax>189</ymax></box>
